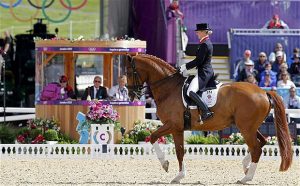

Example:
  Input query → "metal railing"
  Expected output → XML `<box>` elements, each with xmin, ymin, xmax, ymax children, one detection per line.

<box><xmin>229</xmin><ymin>29</ymin><xmax>300</xmax><ymax>35</ymax></box>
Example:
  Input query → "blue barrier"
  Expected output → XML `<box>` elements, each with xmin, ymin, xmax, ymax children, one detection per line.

<box><xmin>261</xmin><ymin>87</ymin><xmax>300</xmax><ymax>97</ymax></box>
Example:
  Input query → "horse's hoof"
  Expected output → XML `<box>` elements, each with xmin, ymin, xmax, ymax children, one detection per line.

<box><xmin>170</xmin><ymin>179</ymin><xmax>180</xmax><ymax>184</ymax></box>
<box><xmin>236</xmin><ymin>180</ymin><xmax>244</xmax><ymax>184</ymax></box>
<box><xmin>162</xmin><ymin>160</ymin><xmax>169</xmax><ymax>172</ymax></box>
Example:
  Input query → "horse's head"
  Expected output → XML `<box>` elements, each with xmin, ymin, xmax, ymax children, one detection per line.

<box><xmin>125</xmin><ymin>55</ymin><xmax>146</xmax><ymax>100</ymax></box>
<box><xmin>125</xmin><ymin>54</ymin><xmax>178</xmax><ymax>100</ymax></box>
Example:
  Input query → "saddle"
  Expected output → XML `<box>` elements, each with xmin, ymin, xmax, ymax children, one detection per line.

<box><xmin>182</xmin><ymin>75</ymin><xmax>222</xmax><ymax>109</ymax></box>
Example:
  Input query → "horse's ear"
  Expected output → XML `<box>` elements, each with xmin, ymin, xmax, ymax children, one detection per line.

<box><xmin>127</xmin><ymin>54</ymin><xmax>133</xmax><ymax>62</ymax></box>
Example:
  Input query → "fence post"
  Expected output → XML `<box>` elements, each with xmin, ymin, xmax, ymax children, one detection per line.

<box><xmin>69</xmin><ymin>20</ymin><xmax>73</xmax><ymax>40</ymax></box>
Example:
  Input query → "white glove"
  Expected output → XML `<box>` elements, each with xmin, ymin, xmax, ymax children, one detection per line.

<box><xmin>179</xmin><ymin>64</ymin><xmax>187</xmax><ymax>74</ymax></box>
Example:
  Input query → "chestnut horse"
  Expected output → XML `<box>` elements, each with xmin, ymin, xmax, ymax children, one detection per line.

<box><xmin>125</xmin><ymin>54</ymin><xmax>292</xmax><ymax>184</ymax></box>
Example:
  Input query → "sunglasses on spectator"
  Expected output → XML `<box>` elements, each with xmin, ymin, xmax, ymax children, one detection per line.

<box><xmin>259</xmin><ymin>55</ymin><xmax>266</xmax><ymax>57</ymax></box>
<box><xmin>94</xmin><ymin>80</ymin><xmax>101</xmax><ymax>83</ymax></box>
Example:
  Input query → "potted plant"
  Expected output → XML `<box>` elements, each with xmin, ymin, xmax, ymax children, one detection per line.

<box><xmin>44</xmin><ymin>129</ymin><xmax>59</xmax><ymax>144</ymax></box>
<box><xmin>129</xmin><ymin>120</ymin><xmax>172</xmax><ymax>144</ymax></box>
<box><xmin>86</xmin><ymin>100</ymin><xmax>120</xmax><ymax>128</ymax></box>
<box><xmin>85</xmin><ymin>100</ymin><xmax>121</xmax><ymax>144</ymax></box>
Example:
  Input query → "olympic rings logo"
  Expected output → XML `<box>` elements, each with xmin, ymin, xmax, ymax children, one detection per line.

<box><xmin>0</xmin><ymin>0</ymin><xmax>88</xmax><ymax>23</ymax></box>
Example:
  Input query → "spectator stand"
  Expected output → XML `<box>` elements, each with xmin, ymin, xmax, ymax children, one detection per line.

<box><xmin>228</xmin><ymin>29</ymin><xmax>300</xmax><ymax>79</ymax></box>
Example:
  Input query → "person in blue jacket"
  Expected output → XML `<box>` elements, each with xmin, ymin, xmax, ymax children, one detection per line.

<box><xmin>179</xmin><ymin>23</ymin><xmax>214</xmax><ymax>122</ymax></box>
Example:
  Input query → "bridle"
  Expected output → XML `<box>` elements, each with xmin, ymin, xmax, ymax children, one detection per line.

<box><xmin>126</xmin><ymin>56</ymin><xmax>179</xmax><ymax>100</ymax></box>
<box><xmin>126</xmin><ymin>57</ymin><xmax>145</xmax><ymax>100</ymax></box>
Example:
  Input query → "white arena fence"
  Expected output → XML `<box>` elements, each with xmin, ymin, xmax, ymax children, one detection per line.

<box><xmin>0</xmin><ymin>144</ymin><xmax>299</xmax><ymax>160</ymax></box>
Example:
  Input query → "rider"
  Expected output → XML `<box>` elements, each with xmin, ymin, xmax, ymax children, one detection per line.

<box><xmin>179</xmin><ymin>23</ymin><xmax>214</xmax><ymax>122</ymax></box>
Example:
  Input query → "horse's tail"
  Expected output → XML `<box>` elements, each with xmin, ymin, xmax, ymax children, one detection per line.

<box><xmin>267</xmin><ymin>91</ymin><xmax>292</xmax><ymax>171</ymax></box>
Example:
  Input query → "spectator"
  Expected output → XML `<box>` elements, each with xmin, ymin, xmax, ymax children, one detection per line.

<box><xmin>289</xmin><ymin>54</ymin><xmax>300</xmax><ymax>76</ymax></box>
<box><xmin>59</xmin><ymin>75</ymin><xmax>76</xmax><ymax>100</ymax></box>
<box><xmin>272</xmin><ymin>51</ymin><xmax>286</xmax><ymax>74</ymax></box>
<box><xmin>81</xmin><ymin>76</ymin><xmax>108</xmax><ymax>100</ymax></box>
<box><xmin>268</xmin><ymin>43</ymin><xmax>287</xmax><ymax>64</ymax></box>
<box><xmin>108</xmin><ymin>75</ymin><xmax>129</xmax><ymax>101</ymax></box>
<box><xmin>260</xmin><ymin>62</ymin><xmax>277</xmax><ymax>85</ymax></box>
<box><xmin>289</xmin><ymin>54</ymin><xmax>300</xmax><ymax>87</ymax></box>
<box><xmin>283</xmin><ymin>86</ymin><xmax>300</xmax><ymax>109</ymax></box>
<box><xmin>259</xmin><ymin>72</ymin><xmax>276</xmax><ymax>87</ymax></box>
<box><xmin>262</xmin><ymin>14</ymin><xmax>289</xmax><ymax>29</ymax></box>
<box><xmin>234</xmin><ymin>49</ymin><xmax>252</xmax><ymax>79</ymax></box>
<box><xmin>278</xmin><ymin>63</ymin><xmax>289</xmax><ymax>79</ymax></box>
<box><xmin>39</xmin><ymin>75</ymin><xmax>75</xmax><ymax>101</ymax></box>
<box><xmin>245</xmin><ymin>74</ymin><xmax>258</xmax><ymax>85</ymax></box>
<box><xmin>287</xmin><ymin>47</ymin><xmax>299</xmax><ymax>68</ymax></box>
<box><xmin>277</xmin><ymin>71</ymin><xmax>296</xmax><ymax>88</ymax></box>
<box><xmin>254</xmin><ymin>52</ymin><xmax>268</xmax><ymax>76</ymax></box>
<box><xmin>236</xmin><ymin>60</ymin><xmax>259</xmax><ymax>82</ymax></box>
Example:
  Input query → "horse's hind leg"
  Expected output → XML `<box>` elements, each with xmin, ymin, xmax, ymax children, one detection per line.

<box><xmin>242</xmin><ymin>131</ymin><xmax>267</xmax><ymax>174</ymax></box>
<box><xmin>170</xmin><ymin>131</ymin><xmax>186</xmax><ymax>184</ymax></box>
<box><xmin>150</xmin><ymin>123</ymin><xmax>172</xmax><ymax>172</ymax></box>
<box><xmin>239</xmin><ymin>130</ymin><xmax>263</xmax><ymax>184</ymax></box>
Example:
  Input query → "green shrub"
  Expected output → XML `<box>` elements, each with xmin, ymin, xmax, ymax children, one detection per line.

<box><xmin>57</xmin><ymin>133</ymin><xmax>78</xmax><ymax>144</ymax></box>
<box><xmin>122</xmin><ymin>137</ymin><xmax>136</xmax><ymax>144</ymax></box>
<box><xmin>29</xmin><ymin>129</ymin><xmax>43</xmax><ymax>139</ymax></box>
<box><xmin>205</xmin><ymin>135</ymin><xmax>220</xmax><ymax>144</ymax></box>
<box><xmin>0</xmin><ymin>124</ymin><xmax>16</xmax><ymax>144</ymax></box>
<box><xmin>17</xmin><ymin>128</ymin><xmax>30</xmax><ymax>136</ymax></box>
<box><xmin>297</xmin><ymin>135</ymin><xmax>300</xmax><ymax>145</ymax></box>
<box><xmin>186</xmin><ymin>135</ymin><xmax>206</xmax><ymax>144</ymax></box>
<box><xmin>44</xmin><ymin>129</ymin><xmax>58</xmax><ymax>141</ymax></box>
<box><xmin>136</xmin><ymin>130</ymin><xmax>151</xmax><ymax>142</ymax></box>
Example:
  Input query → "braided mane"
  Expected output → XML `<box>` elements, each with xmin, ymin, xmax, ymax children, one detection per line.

<box><xmin>136</xmin><ymin>54</ymin><xmax>176</xmax><ymax>75</ymax></box>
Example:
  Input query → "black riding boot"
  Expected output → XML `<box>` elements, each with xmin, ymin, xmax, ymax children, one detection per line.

<box><xmin>189</xmin><ymin>91</ymin><xmax>213</xmax><ymax>122</ymax></box>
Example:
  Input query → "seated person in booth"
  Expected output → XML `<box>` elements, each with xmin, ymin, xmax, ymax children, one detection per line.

<box><xmin>39</xmin><ymin>75</ymin><xmax>76</xmax><ymax>101</ymax></box>
<box><xmin>81</xmin><ymin>76</ymin><xmax>108</xmax><ymax>100</ymax></box>
<box><xmin>283</xmin><ymin>86</ymin><xmax>300</xmax><ymax>109</ymax></box>
<box><xmin>59</xmin><ymin>75</ymin><xmax>76</xmax><ymax>100</ymax></box>
<box><xmin>108</xmin><ymin>75</ymin><xmax>129</xmax><ymax>101</ymax></box>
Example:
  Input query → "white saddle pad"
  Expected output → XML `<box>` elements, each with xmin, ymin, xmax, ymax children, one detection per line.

<box><xmin>182</xmin><ymin>83</ymin><xmax>223</xmax><ymax>109</ymax></box>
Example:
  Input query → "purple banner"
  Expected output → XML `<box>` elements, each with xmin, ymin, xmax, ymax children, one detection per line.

<box><xmin>35</xmin><ymin>47</ymin><xmax>146</xmax><ymax>53</ymax></box>
<box><xmin>180</xmin><ymin>0</ymin><xmax>300</xmax><ymax>44</ymax></box>
<box><xmin>36</xmin><ymin>100</ymin><xmax>145</xmax><ymax>106</ymax></box>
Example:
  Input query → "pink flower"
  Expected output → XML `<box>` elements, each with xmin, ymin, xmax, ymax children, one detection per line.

<box><xmin>145</xmin><ymin>136</ymin><xmax>151</xmax><ymax>142</ymax></box>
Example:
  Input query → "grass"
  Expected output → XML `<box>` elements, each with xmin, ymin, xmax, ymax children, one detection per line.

<box><xmin>0</xmin><ymin>0</ymin><xmax>102</xmax><ymax>39</ymax></box>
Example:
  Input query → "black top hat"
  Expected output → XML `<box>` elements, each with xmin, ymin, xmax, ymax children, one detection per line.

<box><xmin>195</xmin><ymin>23</ymin><xmax>211</xmax><ymax>31</ymax></box>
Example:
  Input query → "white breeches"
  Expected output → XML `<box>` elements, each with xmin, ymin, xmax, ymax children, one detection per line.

<box><xmin>187</xmin><ymin>74</ymin><xmax>199</xmax><ymax>95</ymax></box>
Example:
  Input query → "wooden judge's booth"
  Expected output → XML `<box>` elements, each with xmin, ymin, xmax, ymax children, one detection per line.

<box><xmin>34</xmin><ymin>40</ymin><xmax>146</xmax><ymax>143</ymax></box>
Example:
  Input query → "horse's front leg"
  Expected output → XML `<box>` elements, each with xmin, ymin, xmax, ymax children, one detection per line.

<box><xmin>170</xmin><ymin>131</ymin><xmax>186</xmax><ymax>184</ymax></box>
<box><xmin>150</xmin><ymin>123</ymin><xmax>172</xmax><ymax>172</ymax></box>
